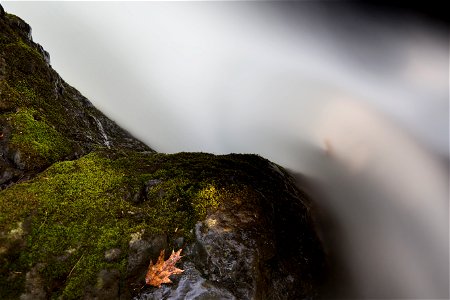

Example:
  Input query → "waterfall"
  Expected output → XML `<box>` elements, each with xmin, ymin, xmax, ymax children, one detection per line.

<box><xmin>93</xmin><ymin>116</ymin><xmax>111</xmax><ymax>149</ymax></box>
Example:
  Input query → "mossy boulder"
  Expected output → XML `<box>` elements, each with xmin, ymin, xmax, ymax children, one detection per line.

<box><xmin>1</xmin><ymin>150</ymin><xmax>326</xmax><ymax>299</ymax></box>
<box><xmin>0</xmin><ymin>5</ymin><xmax>327</xmax><ymax>299</ymax></box>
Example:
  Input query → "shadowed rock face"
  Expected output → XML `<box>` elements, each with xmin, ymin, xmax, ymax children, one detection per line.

<box><xmin>0</xmin><ymin>4</ymin><xmax>327</xmax><ymax>299</ymax></box>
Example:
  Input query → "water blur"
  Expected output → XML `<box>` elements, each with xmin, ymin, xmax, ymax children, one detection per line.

<box><xmin>3</xmin><ymin>2</ymin><xmax>448</xmax><ymax>298</ymax></box>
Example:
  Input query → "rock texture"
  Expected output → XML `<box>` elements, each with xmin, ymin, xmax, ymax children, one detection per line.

<box><xmin>0</xmin><ymin>5</ymin><xmax>327</xmax><ymax>299</ymax></box>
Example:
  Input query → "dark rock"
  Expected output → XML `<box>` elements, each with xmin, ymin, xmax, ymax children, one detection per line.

<box><xmin>0</xmin><ymin>168</ymin><xmax>13</xmax><ymax>185</ymax></box>
<box><xmin>20</xmin><ymin>263</ymin><xmax>47</xmax><ymax>300</ymax></box>
<box><xmin>131</xmin><ymin>179</ymin><xmax>163</xmax><ymax>203</ymax></box>
<box><xmin>131</xmin><ymin>186</ymin><xmax>146</xmax><ymax>204</ymax></box>
<box><xmin>146</xmin><ymin>179</ymin><xmax>162</xmax><ymax>189</ymax></box>
<box><xmin>12</xmin><ymin>150</ymin><xmax>25</xmax><ymax>170</ymax></box>
<box><xmin>6</xmin><ymin>14</ymin><xmax>32</xmax><ymax>41</ymax></box>
<box><xmin>84</xmin><ymin>269</ymin><xmax>121</xmax><ymax>300</ymax></box>
<box><xmin>0</xmin><ymin>57</ymin><xmax>6</xmax><ymax>80</ymax></box>
<box><xmin>127</xmin><ymin>233</ymin><xmax>168</xmax><ymax>283</ymax></box>
<box><xmin>104</xmin><ymin>248</ymin><xmax>122</xmax><ymax>262</ymax></box>
<box><xmin>173</xmin><ymin>237</ymin><xmax>184</xmax><ymax>249</ymax></box>
<box><xmin>35</xmin><ymin>43</ymin><xmax>50</xmax><ymax>65</ymax></box>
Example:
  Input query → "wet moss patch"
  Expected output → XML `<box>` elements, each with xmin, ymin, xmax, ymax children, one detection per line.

<box><xmin>6</xmin><ymin>108</ymin><xmax>73</xmax><ymax>169</ymax></box>
<box><xmin>0</xmin><ymin>81</ymin><xmax>22</xmax><ymax>112</ymax></box>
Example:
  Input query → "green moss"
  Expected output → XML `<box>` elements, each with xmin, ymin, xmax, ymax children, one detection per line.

<box><xmin>16</xmin><ymin>39</ymin><xmax>43</xmax><ymax>61</ymax></box>
<box><xmin>192</xmin><ymin>185</ymin><xmax>220</xmax><ymax>218</ymax></box>
<box><xmin>13</xmin><ymin>79</ymin><xmax>38</xmax><ymax>102</ymax></box>
<box><xmin>6</xmin><ymin>108</ymin><xmax>73</xmax><ymax>169</ymax></box>
<box><xmin>144</xmin><ymin>177</ymin><xmax>196</xmax><ymax>233</ymax></box>
<box><xmin>0</xmin><ymin>20</ymin><xmax>58</xmax><ymax>117</ymax></box>
<box><xmin>0</xmin><ymin>81</ymin><xmax>23</xmax><ymax>111</ymax></box>
<box><xmin>1</xmin><ymin>20</ymin><xmax>43</xmax><ymax>62</ymax></box>
<box><xmin>0</xmin><ymin>153</ymin><xmax>133</xmax><ymax>298</ymax></box>
<box><xmin>0</xmin><ymin>149</ymin><xmax>284</xmax><ymax>298</ymax></box>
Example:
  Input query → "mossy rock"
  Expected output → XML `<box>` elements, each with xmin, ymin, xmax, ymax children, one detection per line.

<box><xmin>0</xmin><ymin>150</ymin><xmax>326</xmax><ymax>299</ymax></box>
<box><xmin>0</xmin><ymin>9</ymin><xmax>152</xmax><ymax>188</ymax></box>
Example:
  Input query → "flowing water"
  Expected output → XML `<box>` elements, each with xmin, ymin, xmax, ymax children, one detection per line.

<box><xmin>92</xmin><ymin>116</ymin><xmax>111</xmax><ymax>149</ymax></box>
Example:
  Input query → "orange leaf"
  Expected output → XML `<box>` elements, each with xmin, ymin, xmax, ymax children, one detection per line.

<box><xmin>145</xmin><ymin>249</ymin><xmax>184</xmax><ymax>288</ymax></box>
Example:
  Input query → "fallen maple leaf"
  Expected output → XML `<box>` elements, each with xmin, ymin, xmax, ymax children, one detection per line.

<box><xmin>145</xmin><ymin>249</ymin><xmax>184</xmax><ymax>288</ymax></box>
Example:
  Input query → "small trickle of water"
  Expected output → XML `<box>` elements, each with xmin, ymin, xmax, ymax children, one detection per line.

<box><xmin>93</xmin><ymin>116</ymin><xmax>111</xmax><ymax>148</ymax></box>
